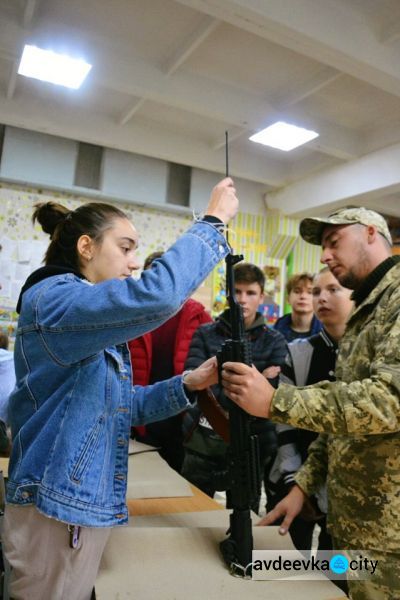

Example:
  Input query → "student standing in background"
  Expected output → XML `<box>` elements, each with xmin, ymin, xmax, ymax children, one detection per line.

<box><xmin>181</xmin><ymin>263</ymin><xmax>287</xmax><ymax>513</ymax></box>
<box><xmin>268</xmin><ymin>267</ymin><xmax>353</xmax><ymax>554</ymax></box>
<box><xmin>274</xmin><ymin>272</ymin><xmax>322</xmax><ymax>342</ymax></box>
<box><xmin>129</xmin><ymin>251</ymin><xmax>212</xmax><ymax>473</ymax></box>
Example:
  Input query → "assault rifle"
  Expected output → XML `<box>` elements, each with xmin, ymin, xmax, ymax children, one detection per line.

<box><xmin>197</xmin><ymin>131</ymin><xmax>260</xmax><ymax>577</ymax></box>
<box><xmin>216</xmin><ymin>251</ymin><xmax>261</xmax><ymax>577</ymax></box>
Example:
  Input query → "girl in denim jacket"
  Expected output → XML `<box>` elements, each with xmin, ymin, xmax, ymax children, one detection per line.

<box><xmin>3</xmin><ymin>177</ymin><xmax>238</xmax><ymax>600</ymax></box>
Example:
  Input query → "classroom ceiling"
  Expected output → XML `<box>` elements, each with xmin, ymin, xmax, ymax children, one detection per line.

<box><xmin>1</xmin><ymin>0</ymin><xmax>400</xmax><ymax>217</ymax></box>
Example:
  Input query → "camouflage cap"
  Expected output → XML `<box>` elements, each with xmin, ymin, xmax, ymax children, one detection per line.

<box><xmin>299</xmin><ymin>207</ymin><xmax>392</xmax><ymax>246</ymax></box>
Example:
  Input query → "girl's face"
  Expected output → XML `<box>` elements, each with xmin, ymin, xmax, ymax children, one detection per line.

<box><xmin>80</xmin><ymin>217</ymin><xmax>140</xmax><ymax>283</ymax></box>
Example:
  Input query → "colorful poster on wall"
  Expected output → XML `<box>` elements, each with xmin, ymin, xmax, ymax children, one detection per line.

<box><xmin>259</xmin><ymin>265</ymin><xmax>280</xmax><ymax>325</ymax></box>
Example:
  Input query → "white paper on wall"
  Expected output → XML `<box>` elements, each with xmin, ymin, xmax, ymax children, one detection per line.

<box><xmin>30</xmin><ymin>240</ymin><xmax>47</xmax><ymax>267</ymax></box>
<box><xmin>0</xmin><ymin>237</ymin><xmax>16</xmax><ymax>260</ymax></box>
<box><xmin>11</xmin><ymin>281</ymin><xmax>24</xmax><ymax>303</ymax></box>
<box><xmin>17</xmin><ymin>240</ymin><xmax>32</xmax><ymax>263</ymax></box>
<box><xmin>0</xmin><ymin>279</ymin><xmax>11</xmax><ymax>299</ymax></box>
<box><xmin>0</xmin><ymin>260</ymin><xmax>15</xmax><ymax>280</ymax></box>
<box><xmin>0</xmin><ymin>239</ymin><xmax>46</xmax><ymax>307</ymax></box>
<box><xmin>15</xmin><ymin>264</ymin><xmax>31</xmax><ymax>282</ymax></box>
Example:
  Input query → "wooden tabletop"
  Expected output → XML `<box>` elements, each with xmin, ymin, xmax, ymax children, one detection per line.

<box><xmin>0</xmin><ymin>451</ymin><xmax>343</xmax><ymax>599</ymax></box>
<box><xmin>127</xmin><ymin>483</ymin><xmax>224</xmax><ymax>516</ymax></box>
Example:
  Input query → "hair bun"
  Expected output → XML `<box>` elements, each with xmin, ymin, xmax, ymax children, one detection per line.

<box><xmin>32</xmin><ymin>202</ymin><xmax>71</xmax><ymax>237</ymax></box>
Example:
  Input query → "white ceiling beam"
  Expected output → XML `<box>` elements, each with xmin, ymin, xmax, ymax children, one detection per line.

<box><xmin>286</xmin><ymin>153</ymin><xmax>341</xmax><ymax>184</ymax></box>
<box><xmin>377</xmin><ymin>5</ymin><xmax>400</xmax><ymax>45</ymax></box>
<box><xmin>266</xmin><ymin>141</ymin><xmax>400</xmax><ymax>217</ymax></box>
<box><xmin>119</xmin><ymin>16</ymin><xmax>219</xmax><ymax>127</ymax></box>
<box><xmin>212</xmin><ymin>127</ymin><xmax>247</xmax><ymax>151</ymax></box>
<box><xmin>380</xmin><ymin>21</ymin><xmax>400</xmax><ymax>45</ymax></box>
<box><xmin>360</xmin><ymin>195</ymin><xmax>400</xmax><ymax>217</ymax></box>
<box><xmin>0</xmin><ymin>94</ymin><xmax>286</xmax><ymax>186</ymax></box>
<box><xmin>272</xmin><ymin>68</ymin><xmax>343</xmax><ymax>108</ymax></box>
<box><xmin>363</xmin><ymin>122</ymin><xmax>400</xmax><ymax>156</ymax></box>
<box><xmin>175</xmin><ymin>0</ymin><xmax>400</xmax><ymax>98</ymax></box>
<box><xmin>117</xmin><ymin>98</ymin><xmax>146</xmax><ymax>126</ymax></box>
<box><xmin>285</xmin><ymin>108</ymin><xmax>361</xmax><ymax>160</ymax></box>
<box><xmin>6</xmin><ymin>59</ymin><xmax>19</xmax><ymax>100</ymax></box>
<box><xmin>99</xmin><ymin>52</ymin><xmax>276</xmax><ymax>126</ymax></box>
<box><xmin>22</xmin><ymin>0</ymin><xmax>39</xmax><ymax>28</ymax></box>
<box><xmin>163</xmin><ymin>16</ymin><xmax>220</xmax><ymax>76</ymax></box>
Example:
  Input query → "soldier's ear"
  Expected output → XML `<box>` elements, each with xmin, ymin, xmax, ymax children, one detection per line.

<box><xmin>366</xmin><ymin>225</ymin><xmax>377</xmax><ymax>244</ymax></box>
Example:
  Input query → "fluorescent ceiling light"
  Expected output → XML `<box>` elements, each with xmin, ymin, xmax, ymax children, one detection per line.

<box><xmin>249</xmin><ymin>121</ymin><xmax>319</xmax><ymax>151</ymax></box>
<box><xmin>18</xmin><ymin>45</ymin><xmax>92</xmax><ymax>89</ymax></box>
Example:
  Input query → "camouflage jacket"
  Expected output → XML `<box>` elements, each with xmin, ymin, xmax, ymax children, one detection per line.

<box><xmin>270</xmin><ymin>261</ymin><xmax>400</xmax><ymax>551</ymax></box>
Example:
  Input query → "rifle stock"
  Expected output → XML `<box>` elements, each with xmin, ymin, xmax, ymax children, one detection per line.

<box><xmin>197</xmin><ymin>388</ymin><xmax>230</xmax><ymax>443</ymax></box>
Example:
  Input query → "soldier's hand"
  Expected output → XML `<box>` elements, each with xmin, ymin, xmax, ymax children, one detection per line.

<box><xmin>258</xmin><ymin>485</ymin><xmax>307</xmax><ymax>534</ymax></box>
<box><xmin>221</xmin><ymin>362</ymin><xmax>275</xmax><ymax>417</ymax></box>
<box><xmin>204</xmin><ymin>177</ymin><xmax>239</xmax><ymax>224</ymax></box>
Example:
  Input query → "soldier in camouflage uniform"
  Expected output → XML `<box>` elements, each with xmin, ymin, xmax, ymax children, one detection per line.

<box><xmin>221</xmin><ymin>207</ymin><xmax>400</xmax><ymax>600</ymax></box>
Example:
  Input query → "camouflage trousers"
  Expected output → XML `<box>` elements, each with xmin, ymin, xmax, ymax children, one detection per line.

<box><xmin>334</xmin><ymin>541</ymin><xmax>400</xmax><ymax>600</ymax></box>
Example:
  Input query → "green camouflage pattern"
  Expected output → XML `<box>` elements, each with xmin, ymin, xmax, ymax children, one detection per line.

<box><xmin>271</xmin><ymin>261</ymin><xmax>400</xmax><ymax>552</ymax></box>
<box><xmin>347</xmin><ymin>552</ymin><xmax>400</xmax><ymax>600</ymax></box>
<box><xmin>300</xmin><ymin>207</ymin><xmax>392</xmax><ymax>246</ymax></box>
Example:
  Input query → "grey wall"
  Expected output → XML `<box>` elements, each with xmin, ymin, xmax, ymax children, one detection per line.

<box><xmin>0</xmin><ymin>126</ymin><xmax>267</xmax><ymax>216</ymax></box>
<box><xmin>101</xmin><ymin>148</ymin><xmax>168</xmax><ymax>205</ymax></box>
<box><xmin>1</xmin><ymin>127</ymin><xmax>77</xmax><ymax>188</ymax></box>
<box><xmin>190</xmin><ymin>168</ymin><xmax>266</xmax><ymax>216</ymax></box>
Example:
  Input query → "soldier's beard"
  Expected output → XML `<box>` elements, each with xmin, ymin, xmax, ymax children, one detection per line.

<box><xmin>337</xmin><ymin>270</ymin><xmax>362</xmax><ymax>290</ymax></box>
<box><xmin>335</xmin><ymin>245</ymin><xmax>370</xmax><ymax>290</ymax></box>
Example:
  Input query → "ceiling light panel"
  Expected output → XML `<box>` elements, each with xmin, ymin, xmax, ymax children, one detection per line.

<box><xmin>18</xmin><ymin>45</ymin><xmax>92</xmax><ymax>90</ymax></box>
<box><xmin>249</xmin><ymin>121</ymin><xmax>319</xmax><ymax>151</ymax></box>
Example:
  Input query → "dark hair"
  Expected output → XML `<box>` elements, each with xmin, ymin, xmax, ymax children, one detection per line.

<box><xmin>286</xmin><ymin>272</ymin><xmax>314</xmax><ymax>296</ymax></box>
<box><xmin>234</xmin><ymin>263</ymin><xmax>265</xmax><ymax>291</ymax></box>
<box><xmin>32</xmin><ymin>201</ymin><xmax>129</xmax><ymax>269</ymax></box>
<box><xmin>143</xmin><ymin>251</ymin><xmax>164</xmax><ymax>271</ymax></box>
<box><xmin>0</xmin><ymin>332</ymin><xmax>9</xmax><ymax>350</ymax></box>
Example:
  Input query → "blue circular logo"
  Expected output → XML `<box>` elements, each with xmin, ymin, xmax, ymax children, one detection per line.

<box><xmin>330</xmin><ymin>554</ymin><xmax>349</xmax><ymax>574</ymax></box>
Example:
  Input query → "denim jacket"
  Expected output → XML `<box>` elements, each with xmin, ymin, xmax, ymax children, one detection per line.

<box><xmin>7</xmin><ymin>220</ymin><xmax>229</xmax><ymax>527</ymax></box>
